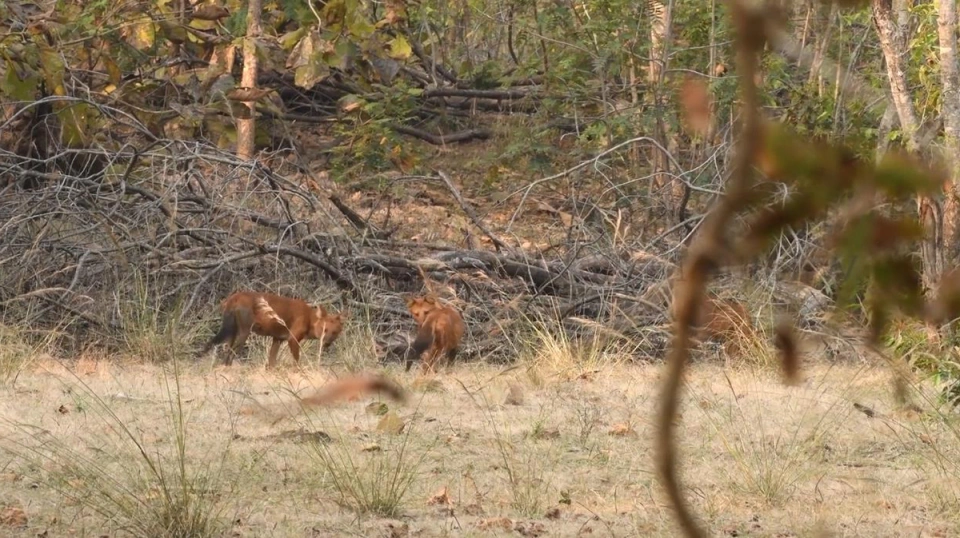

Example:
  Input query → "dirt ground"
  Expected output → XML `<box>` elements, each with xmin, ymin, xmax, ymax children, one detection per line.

<box><xmin>0</xmin><ymin>350</ymin><xmax>957</xmax><ymax>537</ymax></box>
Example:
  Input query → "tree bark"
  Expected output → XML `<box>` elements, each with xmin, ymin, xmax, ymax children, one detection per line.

<box><xmin>808</xmin><ymin>1</ymin><xmax>838</xmax><ymax>95</ymax></box>
<box><xmin>874</xmin><ymin>0</ymin><xmax>943</xmax><ymax>343</ymax></box>
<box><xmin>872</xmin><ymin>0</ymin><xmax>920</xmax><ymax>153</ymax></box>
<box><xmin>649</xmin><ymin>0</ymin><xmax>672</xmax><ymax>86</ymax></box>
<box><xmin>236</xmin><ymin>0</ymin><xmax>262</xmax><ymax>161</ymax></box>
<box><xmin>648</xmin><ymin>0</ymin><xmax>681</xmax><ymax>225</ymax></box>
<box><xmin>937</xmin><ymin>0</ymin><xmax>960</xmax><ymax>262</ymax></box>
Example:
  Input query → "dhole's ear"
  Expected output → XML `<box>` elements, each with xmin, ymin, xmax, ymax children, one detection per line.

<box><xmin>338</xmin><ymin>309</ymin><xmax>350</xmax><ymax>320</ymax></box>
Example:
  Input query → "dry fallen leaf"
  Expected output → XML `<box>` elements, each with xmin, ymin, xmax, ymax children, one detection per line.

<box><xmin>0</xmin><ymin>504</ymin><xmax>26</xmax><ymax>528</ymax></box>
<box><xmin>504</xmin><ymin>383</ymin><xmax>524</xmax><ymax>406</ymax></box>
<box><xmin>477</xmin><ymin>517</ymin><xmax>513</xmax><ymax>531</ymax></box>
<box><xmin>609</xmin><ymin>423</ymin><xmax>635</xmax><ymax>437</ymax></box>
<box><xmin>427</xmin><ymin>486</ymin><xmax>450</xmax><ymax>506</ymax></box>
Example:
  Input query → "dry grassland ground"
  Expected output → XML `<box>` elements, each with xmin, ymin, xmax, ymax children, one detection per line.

<box><xmin>0</xmin><ymin>349</ymin><xmax>958</xmax><ymax>537</ymax></box>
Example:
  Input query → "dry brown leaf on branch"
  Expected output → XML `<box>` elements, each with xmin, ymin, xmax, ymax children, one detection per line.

<box><xmin>190</xmin><ymin>5</ymin><xmax>230</xmax><ymax>21</ymax></box>
<box><xmin>226</xmin><ymin>87</ymin><xmax>274</xmax><ymax>102</ymax></box>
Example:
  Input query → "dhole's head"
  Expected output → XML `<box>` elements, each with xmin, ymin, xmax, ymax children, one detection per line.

<box><xmin>406</xmin><ymin>296</ymin><xmax>441</xmax><ymax>325</ymax></box>
<box><xmin>313</xmin><ymin>309</ymin><xmax>347</xmax><ymax>348</ymax></box>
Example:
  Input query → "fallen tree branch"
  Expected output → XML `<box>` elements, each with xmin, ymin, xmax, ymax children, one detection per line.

<box><xmin>391</xmin><ymin>125</ymin><xmax>491</xmax><ymax>145</ymax></box>
<box><xmin>406</xmin><ymin>33</ymin><xmax>459</xmax><ymax>84</ymax></box>
<box><xmin>436</xmin><ymin>171</ymin><xmax>511</xmax><ymax>253</ymax></box>
<box><xmin>258</xmin><ymin>244</ymin><xmax>357</xmax><ymax>295</ymax></box>
<box><xmin>329</xmin><ymin>195</ymin><xmax>389</xmax><ymax>239</ymax></box>
<box><xmin>422</xmin><ymin>88</ymin><xmax>534</xmax><ymax>100</ymax></box>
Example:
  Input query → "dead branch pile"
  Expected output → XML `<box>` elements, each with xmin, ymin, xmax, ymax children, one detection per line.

<box><xmin>0</xmin><ymin>122</ymin><xmax>686</xmax><ymax>362</ymax></box>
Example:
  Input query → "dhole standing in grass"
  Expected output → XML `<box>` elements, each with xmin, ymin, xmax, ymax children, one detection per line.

<box><xmin>403</xmin><ymin>295</ymin><xmax>465</xmax><ymax>374</ymax></box>
<box><xmin>199</xmin><ymin>291</ymin><xmax>346</xmax><ymax>368</ymax></box>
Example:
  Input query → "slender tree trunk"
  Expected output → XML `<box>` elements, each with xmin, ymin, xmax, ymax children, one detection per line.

<box><xmin>236</xmin><ymin>0</ymin><xmax>262</xmax><ymax>161</ymax></box>
<box><xmin>872</xmin><ymin>0</ymin><xmax>919</xmax><ymax>153</ymax></box>
<box><xmin>649</xmin><ymin>0</ymin><xmax>671</xmax><ymax>85</ymax></box>
<box><xmin>875</xmin><ymin>100</ymin><xmax>898</xmax><ymax>161</ymax></box>
<box><xmin>809</xmin><ymin>2</ymin><xmax>838</xmax><ymax>94</ymax></box>
<box><xmin>937</xmin><ymin>0</ymin><xmax>960</xmax><ymax>262</ymax></box>
<box><xmin>648</xmin><ymin>0</ymin><xmax>681</xmax><ymax>224</ymax></box>
<box><xmin>799</xmin><ymin>0</ymin><xmax>812</xmax><ymax>49</ymax></box>
<box><xmin>874</xmin><ymin>0</ymin><xmax>942</xmax><ymax>344</ymax></box>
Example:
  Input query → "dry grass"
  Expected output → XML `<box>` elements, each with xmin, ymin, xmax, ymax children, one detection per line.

<box><xmin>0</xmin><ymin>332</ymin><xmax>954</xmax><ymax>537</ymax></box>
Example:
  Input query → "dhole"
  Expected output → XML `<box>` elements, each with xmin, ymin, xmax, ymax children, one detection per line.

<box><xmin>199</xmin><ymin>291</ymin><xmax>346</xmax><ymax>368</ymax></box>
<box><xmin>403</xmin><ymin>296</ymin><xmax>465</xmax><ymax>374</ymax></box>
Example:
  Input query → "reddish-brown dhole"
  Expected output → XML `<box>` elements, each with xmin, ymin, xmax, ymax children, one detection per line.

<box><xmin>403</xmin><ymin>296</ymin><xmax>465</xmax><ymax>374</ymax></box>
<box><xmin>199</xmin><ymin>291</ymin><xmax>346</xmax><ymax>368</ymax></box>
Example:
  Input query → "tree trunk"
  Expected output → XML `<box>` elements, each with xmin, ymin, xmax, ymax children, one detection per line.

<box><xmin>649</xmin><ymin>0</ymin><xmax>672</xmax><ymax>86</ymax></box>
<box><xmin>874</xmin><ymin>0</ymin><xmax>942</xmax><ymax>345</ymax></box>
<box><xmin>872</xmin><ymin>0</ymin><xmax>919</xmax><ymax>153</ymax></box>
<box><xmin>937</xmin><ymin>0</ymin><xmax>960</xmax><ymax>262</ymax></box>
<box><xmin>808</xmin><ymin>1</ymin><xmax>838</xmax><ymax>94</ymax></box>
<box><xmin>798</xmin><ymin>0</ymin><xmax>812</xmax><ymax>49</ymax></box>
<box><xmin>875</xmin><ymin>99</ymin><xmax>898</xmax><ymax>161</ymax></box>
<box><xmin>648</xmin><ymin>0</ymin><xmax>681</xmax><ymax>225</ymax></box>
<box><xmin>236</xmin><ymin>0</ymin><xmax>262</xmax><ymax>161</ymax></box>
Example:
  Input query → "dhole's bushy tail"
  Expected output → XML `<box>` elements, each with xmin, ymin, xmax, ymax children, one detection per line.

<box><xmin>404</xmin><ymin>330</ymin><xmax>435</xmax><ymax>372</ymax></box>
<box><xmin>199</xmin><ymin>310</ymin><xmax>238</xmax><ymax>357</ymax></box>
<box><xmin>299</xmin><ymin>374</ymin><xmax>407</xmax><ymax>407</ymax></box>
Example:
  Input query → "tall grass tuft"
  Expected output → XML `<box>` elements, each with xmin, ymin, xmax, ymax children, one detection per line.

<box><xmin>294</xmin><ymin>378</ymin><xmax>430</xmax><ymax>517</ymax></box>
<box><xmin>116</xmin><ymin>270</ymin><xmax>203</xmax><ymax>363</ymax></box>
<box><xmin>0</xmin><ymin>321</ymin><xmax>54</xmax><ymax>385</ymax></box>
<box><xmin>3</xmin><ymin>360</ymin><xmax>238</xmax><ymax>537</ymax></box>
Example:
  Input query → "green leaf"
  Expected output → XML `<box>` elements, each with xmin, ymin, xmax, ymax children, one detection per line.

<box><xmin>158</xmin><ymin>20</ymin><xmax>188</xmax><ymax>45</ymax></box>
<box><xmin>1</xmin><ymin>60</ymin><xmax>41</xmax><ymax>101</ymax></box>
<box><xmin>37</xmin><ymin>44</ymin><xmax>65</xmax><ymax>95</ymax></box>
<box><xmin>387</xmin><ymin>35</ymin><xmax>412</xmax><ymax>60</ymax></box>
<box><xmin>126</xmin><ymin>20</ymin><xmax>157</xmax><ymax>51</ymax></box>
<box><xmin>58</xmin><ymin>102</ymin><xmax>96</xmax><ymax>147</ymax></box>
<box><xmin>279</xmin><ymin>27</ymin><xmax>307</xmax><ymax>51</ymax></box>
<box><xmin>286</xmin><ymin>31</ymin><xmax>332</xmax><ymax>88</ymax></box>
<box><xmin>344</xmin><ymin>0</ymin><xmax>375</xmax><ymax>38</ymax></box>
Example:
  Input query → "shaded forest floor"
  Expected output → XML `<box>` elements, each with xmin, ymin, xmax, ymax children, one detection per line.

<box><xmin>0</xmin><ymin>350</ymin><xmax>956</xmax><ymax>537</ymax></box>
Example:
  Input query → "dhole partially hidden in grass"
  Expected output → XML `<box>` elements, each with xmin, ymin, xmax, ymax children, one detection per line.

<box><xmin>403</xmin><ymin>296</ymin><xmax>465</xmax><ymax>374</ymax></box>
<box><xmin>198</xmin><ymin>291</ymin><xmax>346</xmax><ymax>368</ymax></box>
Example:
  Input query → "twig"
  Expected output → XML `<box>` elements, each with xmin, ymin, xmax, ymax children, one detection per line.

<box><xmin>392</xmin><ymin>125</ymin><xmax>491</xmax><ymax>145</ymax></box>
<box><xmin>258</xmin><ymin>244</ymin><xmax>357</xmax><ymax>295</ymax></box>
<box><xmin>422</xmin><ymin>88</ymin><xmax>534</xmax><ymax>100</ymax></box>
<box><xmin>329</xmin><ymin>195</ymin><xmax>388</xmax><ymax>239</ymax></box>
<box><xmin>436</xmin><ymin>171</ymin><xmax>511</xmax><ymax>252</ymax></box>
<box><xmin>655</xmin><ymin>2</ymin><xmax>767</xmax><ymax>537</ymax></box>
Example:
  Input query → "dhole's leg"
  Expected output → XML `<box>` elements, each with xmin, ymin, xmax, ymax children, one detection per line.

<box><xmin>287</xmin><ymin>336</ymin><xmax>302</xmax><ymax>364</ymax></box>
<box><xmin>199</xmin><ymin>314</ymin><xmax>232</xmax><ymax>359</ymax></box>
<box><xmin>266</xmin><ymin>339</ymin><xmax>284</xmax><ymax>369</ymax></box>
<box><xmin>443</xmin><ymin>347</ymin><xmax>459</xmax><ymax>369</ymax></box>
<box><xmin>224</xmin><ymin>313</ymin><xmax>252</xmax><ymax>366</ymax></box>
<box><xmin>420</xmin><ymin>350</ymin><xmax>441</xmax><ymax>375</ymax></box>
